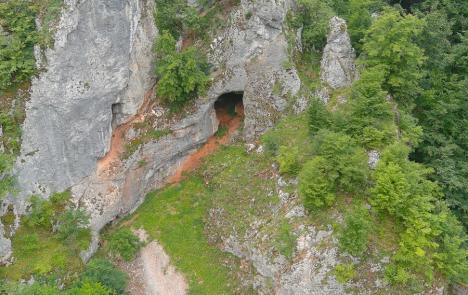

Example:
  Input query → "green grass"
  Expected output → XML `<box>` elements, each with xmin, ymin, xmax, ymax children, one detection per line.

<box><xmin>0</xmin><ymin>225</ymin><xmax>87</xmax><ymax>283</ymax></box>
<box><xmin>115</xmin><ymin>178</ymin><xmax>248</xmax><ymax>294</ymax></box>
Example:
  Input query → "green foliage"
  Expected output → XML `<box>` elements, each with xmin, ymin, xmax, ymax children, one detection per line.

<box><xmin>299</xmin><ymin>156</ymin><xmax>336</xmax><ymax>210</ymax></box>
<box><xmin>308</xmin><ymin>97</ymin><xmax>331</xmax><ymax>135</ymax></box>
<box><xmin>24</xmin><ymin>195</ymin><xmax>55</xmax><ymax>229</ymax></box>
<box><xmin>299</xmin><ymin>131</ymin><xmax>368</xmax><ymax>210</ymax></box>
<box><xmin>334</xmin><ymin>263</ymin><xmax>356</xmax><ymax>283</ymax></box>
<box><xmin>155</xmin><ymin>31</ymin><xmax>209</xmax><ymax>110</ymax></box>
<box><xmin>68</xmin><ymin>281</ymin><xmax>114</xmax><ymax>295</ymax></box>
<box><xmin>13</xmin><ymin>283</ymin><xmax>61</xmax><ymax>295</ymax></box>
<box><xmin>289</xmin><ymin>0</ymin><xmax>334</xmax><ymax>52</ymax></box>
<box><xmin>274</xmin><ymin>221</ymin><xmax>296</xmax><ymax>259</ymax></box>
<box><xmin>313</xmin><ymin>130</ymin><xmax>369</xmax><ymax>193</ymax></box>
<box><xmin>108</xmin><ymin>228</ymin><xmax>141</xmax><ymax>261</ymax></box>
<box><xmin>371</xmin><ymin>143</ymin><xmax>467</xmax><ymax>285</ymax></box>
<box><xmin>24</xmin><ymin>192</ymin><xmax>70</xmax><ymax>230</ymax></box>
<box><xmin>362</xmin><ymin>8</ymin><xmax>426</xmax><ymax>104</ymax></box>
<box><xmin>338</xmin><ymin>205</ymin><xmax>372</xmax><ymax>256</ymax></box>
<box><xmin>262</xmin><ymin>134</ymin><xmax>279</xmax><ymax>156</ymax></box>
<box><xmin>0</xmin><ymin>0</ymin><xmax>37</xmax><ymax>91</ymax></box>
<box><xmin>56</xmin><ymin>208</ymin><xmax>90</xmax><ymax>244</ymax></box>
<box><xmin>82</xmin><ymin>259</ymin><xmax>128</xmax><ymax>295</ymax></box>
<box><xmin>342</xmin><ymin>66</ymin><xmax>395</xmax><ymax>149</ymax></box>
<box><xmin>277</xmin><ymin>146</ymin><xmax>300</xmax><ymax>176</ymax></box>
<box><xmin>346</xmin><ymin>0</ymin><xmax>385</xmax><ymax>52</ymax></box>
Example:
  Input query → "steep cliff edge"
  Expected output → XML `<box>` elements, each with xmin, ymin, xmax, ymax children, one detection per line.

<box><xmin>0</xmin><ymin>0</ymin><xmax>301</xmax><ymax>262</ymax></box>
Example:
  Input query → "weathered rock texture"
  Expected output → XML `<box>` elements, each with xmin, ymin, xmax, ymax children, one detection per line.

<box><xmin>1</xmin><ymin>0</ymin><xmax>301</xmax><ymax>261</ymax></box>
<box><xmin>1</xmin><ymin>0</ymin><xmax>157</xmax><ymax>261</ymax></box>
<box><xmin>320</xmin><ymin>16</ymin><xmax>357</xmax><ymax>90</ymax></box>
<box><xmin>208</xmin><ymin>0</ymin><xmax>301</xmax><ymax>140</ymax></box>
<box><xmin>10</xmin><ymin>0</ymin><xmax>157</xmax><ymax>207</ymax></box>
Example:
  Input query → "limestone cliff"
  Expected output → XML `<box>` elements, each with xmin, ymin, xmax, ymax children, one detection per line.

<box><xmin>0</xmin><ymin>0</ymin><xmax>301</xmax><ymax>262</ymax></box>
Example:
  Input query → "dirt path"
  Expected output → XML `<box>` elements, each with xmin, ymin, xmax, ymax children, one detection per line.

<box><xmin>140</xmin><ymin>241</ymin><xmax>188</xmax><ymax>295</ymax></box>
<box><xmin>168</xmin><ymin>102</ymin><xmax>244</xmax><ymax>183</ymax></box>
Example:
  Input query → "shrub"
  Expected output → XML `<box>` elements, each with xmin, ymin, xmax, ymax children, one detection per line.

<box><xmin>0</xmin><ymin>0</ymin><xmax>37</xmax><ymax>90</ymax></box>
<box><xmin>68</xmin><ymin>281</ymin><xmax>114</xmax><ymax>295</ymax></box>
<box><xmin>155</xmin><ymin>31</ymin><xmax>209</xmax><ymax>110</ymax></box>
<box><xmin>13</xmin><ymin>283</ymin><xmax>60</xmax><ymax>295</ymax></box>
<box><xmin>371</xmin><ymin>143</ymin><xmax>467</xmax><ymax>285</ymax></box>
<box><xmin>56</xmin><ymin>208</ymin><xmax>90</xmax><ymax>243</ymax></box>
<box><xmin>313</xmin><ymin>130</ymin><xmax>369</xmax><ymax>193</ymax></box>
<box><xmin>24</xmin><ymin>195</ymin><xmax>55</xmax><ymax>229</ymax></box>
<box><xmin>299</xmin><ymin>157</ymin><xmax>337</xmax><ymax>210</ymax></box>
<box><xmin>338</xmin><ymin>205</ymin><xmax>371</xmax><ymax>256</ymax></box>
<box><xmin>277</xmin><ymin>146</ymin><xmax>300</xmax><ymax>176</ymax></box>
<box><xmin>154</xmin><ymin>0</ymin><xmax>187</xmax><ymax>39</ymax></box>
<box><xmin>290</xmin><ymin>0</ymin><xmax>334</xmax><ymax>53</ymax></box>
<box><xmin>108</xmin><ymin>228</ymin><xmax>141</xmax><ymax>261</ymax></box>
<box><xmin>334</xmin><ymin>263</ymin><xmax>356</xmax><ymax>283</ymax></box>
<box><xmin>262</xmin><ymin>134</ymin><xmax>279</xmax><ymax>156</ymax></box>
<box><xmin>274</xmin><ymin>221</ymin><xmax>296</xmax><ymax>259</ymax></box>
<box><xmin>308</xmin><ymin>97</ymin><xmax>331</xmax><ymax>135</ymax></box>
<box><xmin>82</xmin><ymin>259</ymin><xmax>128</xmax><ymax>294</ymax></box>
<box><xmin>362</xmin><ymin>8</ymin><xmax>426</xmax><ymax>103</ymax></box>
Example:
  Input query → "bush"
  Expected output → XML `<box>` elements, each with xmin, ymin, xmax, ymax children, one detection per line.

<box><xmin>108</xmin><ymin>228</ymin><xmax>141</xmax><ymax>261</ymax></box>
<box><xmin>334</xmin><ymin>263</ymin><xmax>356</xmax><ymax>283</ymax></box>
<box><xmin>13</xmin><ymin>283</ymin><xmax>60</xmax><ymax>295</ymax></box>
<box><xmin>371</xmin><ymin>143</ymin><xmax>467</xmax><ymax>285</ymax></box>
<box><xmin>56</xmin><ymin>208</ymin><xmax>90</xmax><ymax>243</ymax></box>
<box><xmin>362</xmin><ymin>8</ymin><xmax>426</xmax><ymax>103</ymax></box>
<box><xmin>67</xmin><ymin>281</ymin><xmax>114</xmax><ymax>295</ymax></box>
<box><xmin>154</xmin><ymin>0</ymin><xmax>187</xmax><ymax>39</ymax></box>
<box><xmin>262</xmin><ymin>134</ymin><xmax>279</xmax><ymax>156</ymax></box>
<box><xmin>24</xmin><ymin>195</ymin><xmax>55</xmax><ymax>229</ymax></box>
<box><xmin>277</xmin><ymin>146</ymin><xmax>300</xmax><ymax>176</ymax></box>
<box><xmin>299</xmin><ymin>157</ymin><xmax>337</xmax><ymax>210</ymax></box>
<box><xmin>313</xmin><ymin>130</ymin><xmax>369</xmax><ymax>193</ymax></box>
<box><xmin>155</xmin><ymin>31</ymin><xmax>209</xmax><ymax>110</ymax></box>
<box><xmin>290</xmin><ymin>0</ymin><xmax>334</xmax><ymax>53</ymax></box>
<box><xmin>274</xmin><ymin>221</ymin><xmax>296</xmax><ymax>259</ymax></box>
<box><xmin>0</xmin><ymin>0</ymin><xmax>37</xmax><ymax>90</ymax></box>
<box><xmin>82</xmin><ymin>259</ymin><xmax>128</xmax><ymax>294</ymax></box>
<box><xmin>308</xmin><ymin>97</ymin><xmax>331</xmax><ymax>135</ymax></box>
<box><xmin>338</xmin><ymin>205</ymin><xmax>371</xmax><ymax>256</ymax></box>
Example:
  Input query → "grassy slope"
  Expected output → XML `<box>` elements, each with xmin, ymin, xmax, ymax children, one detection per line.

<box><xmin>103</xmin><ymin>114</ymin><xmax>312</xmax><ymax>294</ymax></box>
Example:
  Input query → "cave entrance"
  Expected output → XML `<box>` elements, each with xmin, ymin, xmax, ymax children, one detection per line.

<box><xmin>111</xmin><ymin>103</ymin><xmax>124</xmax><ymax>129</ymax></box>
<box><xmin>214</xmin><ymin>92</ymin><xmax>244</xmax><ymax>129</ymax></box>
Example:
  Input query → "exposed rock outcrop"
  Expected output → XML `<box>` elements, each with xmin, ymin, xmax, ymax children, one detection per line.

<box><xmin>1</xmin><ymin>0</ymin><xmax>302</xmax><ymax>262</ymax></box>
<box><xmin>209</xmin><ymin>0</ymin><xmax>301</xmax><ymax>141</ymax></box>
<box><xmin>320</xmin><ymin>16</ymin><xmax>357</xmax><ymax>90</ymax></box>
<box><xmin>1</xmin><ymin>0</ymin><xmax>158</xmax><ymax>261</ymax></box>
<box><xmin>317</xmin><ymin>16</ymin><xmax>357</xmax><ymax>103</ymax></box>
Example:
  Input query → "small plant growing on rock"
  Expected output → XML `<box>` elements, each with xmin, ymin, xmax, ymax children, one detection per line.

<box><xmin>155</xmin><ymin>31</ymin><xmax>209</xmax><ymax>111</ymax></box>
<box><xmin>334</xmin><ymin>263</ymin><xmax>356</xmax><ymax>283</ymax></box>
<box><xmin>82</xmin><ymin>258</ymin><xmax>128</xmax><ymax>295</ymax></box>
<box><xmin>338</xmin><ymin>204</ymin><xmax>371</xmax><ymax>256</ymax></box>
<box><xmin>108</xmin><ymin>228</ymin><xmax>141</xmax><ymax>261</ymax></box>
<box><xmin>277</xmin><ymin>146</ymin><xmax>300</xmax><ymax>176</ymax></box>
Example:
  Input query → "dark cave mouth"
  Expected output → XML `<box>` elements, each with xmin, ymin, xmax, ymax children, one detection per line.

<box><xmin>214</xmin><ymin>92</ymin><xmax>244</xmax><ymax>125</ymax></box>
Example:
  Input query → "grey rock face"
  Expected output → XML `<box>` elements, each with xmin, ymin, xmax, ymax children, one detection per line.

<box><xmin>320</xmin><ymin>16</ymin><xmax>357</xmax><ymax>90</ymax></box>
<box><xmin>0</xmin><ymin>0</ymin><xmax>157</xmax><ymax>260</ymax></box>
<box><xmin>209</xmin><ymin>0</ymin><xmax>301</xmax><ymax>140</ymax></box>
<box><xmin>12</xmin><ymin>0</ymin><xmax>156</xmax><ymax>205</ymax></box>
<box><xmin>0</xmin><ymin>224</ymin><xmax>11</xmax><ymax>265</ymax></box>
<box><xmin>1</xmin><ymin>0</ymin><xmax>302</xmax><ymax>261</ymax></box>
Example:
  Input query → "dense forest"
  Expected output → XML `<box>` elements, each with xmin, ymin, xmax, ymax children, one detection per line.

<box><xmin>0</xmin><ymin>0</ymin><xmax>466</xmax><ymax>294</ymax></box>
